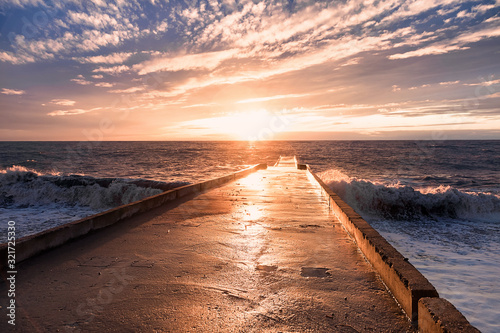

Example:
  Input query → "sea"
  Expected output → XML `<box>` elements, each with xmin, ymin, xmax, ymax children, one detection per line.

<box><xmin>1</xmin><ymin>140</ymin><xmax>499</xmax><ymax>332</ymax></box>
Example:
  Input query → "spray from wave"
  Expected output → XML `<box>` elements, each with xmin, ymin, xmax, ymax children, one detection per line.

<box><xmin>319</xmin><ymin>169</ymin><xmax>500</xmax><ymax>222</ymax></box>
<box><xmin>0</xmin><ymin>166</ymin><xmax>191</xmax><ymax>241</ymax></box>
<box><xmin>0</xmin><ymin>166</ymin><xmax>188</xmax><ymax>210</ymax></box>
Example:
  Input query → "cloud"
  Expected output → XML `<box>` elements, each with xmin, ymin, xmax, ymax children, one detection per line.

<box><xmin>0</xmin><ymin>51</ymin><xmax>36</xmax><ymax>64</ymax></box>
<box><xmin>389</xmin><ymin>44</ymin><xmax>468</xmax><ymax>59</ymax></box>
<box><xmin>0</xmin><ymin>0</ymin><xmax>45</xmax><ymax>7</ymax></box>
<box><xmin>471</xmin><ymin>3</ymin><xmax>498</xmax><ymax>13</ymax></box>
<box><xmin>73</xmin><ymin>52</ymin><xmax>133</xmax><ymax>64</ymax></box>
<box><xmin>67</xmin><ymin>11</ymin><xmax>118</xmax><ymax>30</ymax></box>
<box><xmin>0</xmin><ymin>0</ymin><xmax>491</xmax><ymax>69</ymax></box>
<box><xmin>0</xmin><ymin>35</ymin><xmax>63</xmax><ymax>64</ymax></box>
<box><xmin>50</xmin><ymin>99</ymin><xmax>76</xmax><ymax>106</ymax></box>
<box><xmin>130</xmin><ymin>26</ymin><xmax>422</xmax><ymax>100</ymax></box>
<box><xmin>92</xmin><ymin>65</ymin><xmax>130</xmax><ymax>75</ymax></box>
<box><xmin>195</xmin><ymin>0</ymin><xmax>396</xmax><ymax>51</ymax></box>
<box><xmin>2</xmin><ymin>0</ymin><xmax>500</xmax><ymax>140</ymax></box>
<box><xmin>439</xmin><ymin>80</ymin><xmax>461</xmax><ymax>85</ymax></box>
<box><xmin>236</xmin><ymin>93</ymin><xmax>313</xmax><ymax>104</ymax></box>
<box><xmin>148</xmin><ymin>28</ymin><xmax>418</xmax><ymax>96</ymax></box>
<box><xmin>47</xmin><ymin>107</ymin><xmax>103</xmax><ymax>116</ymax></box>
<box><xmin>71</xmin><ymin>75</ymin><xmax>92</xmax><ymax>85</ymax></box>
<box><xmin>181</xmin><ymin>103</ymin><xmax>217</xmax><ymax>109</ymax></box>
<box><xmin>154</xmin><ymin>21</ymin><xmax>168</xmax><ymax>34</ymax></box>
<box><xmin>341</xmin><ymin>57</ymin><xmax>363</xmax><ymax>67</ymax></box>
<box><xmin>409</xmin><ymin>84</ymin><xmax>432</xmax><ymax>90</ymax></box>
<box><xmin>454</xmin><ymin>25</ymin><xmax>500</xmax><ymax>44</ymax></box>
<box><xmin>124</xmin><ymin>0</ymin><xmax>490</xmax><ymax>98</ymax></box>
<box><xmin>465</xmin><ymin>78</ymin><xmax>500</xmax><ymax>86</ymax></box>
<box><xmin>380</xmin><ymin>0</ymin><xmax>463</xmax><ymax>24</ymax></box>
<box><xmin>0</xmin><ymin>2</ymin><xmax>144</xmax><ymax>64</ymax></box>
<box><xmin>108</xmin><ymin>87</ymin><xmax>144</xmax><ymax>94</ymax></box>
<box><xmin>1</xmin><ymin>88</ymin><xmax>26</xmax><ymax>95</ymax></box>
<box><xmin>389</xmin><ymin>25</ymin><xmax>500</xmax><ymax>60</ymax></box>
<box><xmin>134</xmin><ymin>49</ymin><xmax>240</xmax><ymax>75</ymax></box>
<box><xmin>95</xmin><ymin>82</ymin><xmax>114</xmax><ymax>88</ymax></box>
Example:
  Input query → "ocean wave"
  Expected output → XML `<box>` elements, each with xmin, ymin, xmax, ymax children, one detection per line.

<box><xmin>0</xmin><ymin>166</ymin><xmax>189</xmax><ymax>210</ymax></box>
<box><xmin>319</xmin><ymin>169</ymin><xmax>500</xmax><ymax>222</ymax></box>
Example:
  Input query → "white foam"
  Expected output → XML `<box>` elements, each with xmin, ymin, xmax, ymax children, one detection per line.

<box><xmin>0</xmin><ymin>167</ymin><xmax>164</xmax><ymax>210</ymax></box>
<box><xmin>0</xmin><ymin>167</ymin><xmax>170</xmax><ymax>241</ymax></box>
<box><xmin>319</xmin><ymin>169</ymin><xmax>500</xmax><ymax>221</ymax></box>
<box><xmin>0</xmin><ymin>205</ymin><xmax>99</xmax><ymax>242</ymax></box>
<box><xmin>374</xmin><ymin>225</ymin><xmax>500</xmax><ymax>333</ymax></box>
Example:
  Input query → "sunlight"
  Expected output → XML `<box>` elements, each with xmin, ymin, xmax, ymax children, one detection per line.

<box><xmin>195</xmin><ymin>109</ymin><xmax>274</xmax><ymax>140</ymax></box>
<box><xmin>242</xmin><ymin>205</ymin><xmax>264</xmax><ymax>222</ymax></box>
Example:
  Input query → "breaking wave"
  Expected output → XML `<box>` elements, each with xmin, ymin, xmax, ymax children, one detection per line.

<box><xmin>319</xmin><ymin>169</ymin><xmax>500</xmax><ymax>222</ymax></box>
<box><xmin>0</xmin><ymin>166</ymin><xmax>189</xmax><ymax>210</ymax></box>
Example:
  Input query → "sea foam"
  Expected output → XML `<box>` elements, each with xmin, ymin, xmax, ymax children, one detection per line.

<box><xmin>0</xmin><ymin>166</ymin><xmax>189</xmax><ymax>209</ymax></box>
<box><xmin>319</xmin><ymin>168</ymin><xmax>500</xmax><ymax>222</ymax></box>
<box><xmin>0</xmin><ymin>166</ymin><xmax>188</xmax><ymax>241</ymax></box>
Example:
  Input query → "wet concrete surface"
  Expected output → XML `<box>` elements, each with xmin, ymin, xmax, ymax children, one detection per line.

<box><xmin>0</xmin><ymin>163</ymin><xmax>414</xmax><ymax>332</ymax></box>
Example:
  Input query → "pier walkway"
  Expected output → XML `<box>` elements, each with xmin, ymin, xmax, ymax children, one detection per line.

<box><xmin>1</xmin><ymin>157</ymin><xmax>414</xmax><ymax>332</ymax></box>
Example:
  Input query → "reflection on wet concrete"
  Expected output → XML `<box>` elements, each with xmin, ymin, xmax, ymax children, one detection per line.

<box><xmin>4</xmin><ymin>162</ymin><xmax>415</xmax><ymax>332</ymax></box>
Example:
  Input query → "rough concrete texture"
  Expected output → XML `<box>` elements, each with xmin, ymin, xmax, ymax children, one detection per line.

<box><xmin>418</xmin><ymin>298</ymin><xmax>481</xmax><ymax>333</ymax></box>
<box><xmin>0</xmin><ymin>163</ymin><xmax>413</xmax><ymax>332</ymax></box>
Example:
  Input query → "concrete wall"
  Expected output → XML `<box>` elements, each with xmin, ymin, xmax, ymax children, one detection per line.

<box><xmin>418</xmin><ymin>298</ymin><xmax>480</xmax><ymax>333</ymax></box>
<box><xmin>0</xmin><ymin>164</ymin><xmax>267</xmax><ymax>269</ymax></box>
<box><xmin>306</xmin><ymin>166</ymin><xmax>435</xmax><ymax>321</ymax></box>
<box><xmin>305</xmin><ymin>165</ymin><xmax>480</xmax><ymax>332</ymax></box>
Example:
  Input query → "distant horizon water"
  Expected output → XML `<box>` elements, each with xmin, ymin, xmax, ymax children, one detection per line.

<box><xmin>1</xmin><ymin>140</ymin><xmax>499</xmax><ymax>332</ymax></box>
<box><xmin>1</xmin><ymin>138</ymin><xmax>500</xmax><ymax>141</ymax></box>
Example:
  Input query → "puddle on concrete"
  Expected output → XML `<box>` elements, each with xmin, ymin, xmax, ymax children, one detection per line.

<box><xmin>299</xmin><ymin>224</ymin><xmax>322</xmax><ymax>228</ymax></box>
<box><xmin>256</xmin><ymin>264</ymin><xmax>278</xmax><ymax>272</ymax></box>
<box><xmin>300</xmin><ymin>267</ymin><xmax>331</xmax><ymax>277</ymax></box>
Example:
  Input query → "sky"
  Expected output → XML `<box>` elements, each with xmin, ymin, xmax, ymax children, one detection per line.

<box><xmin>0</xmin><ymin>0</ymin><xmax>499</xmax><ymax>141</ymax></box>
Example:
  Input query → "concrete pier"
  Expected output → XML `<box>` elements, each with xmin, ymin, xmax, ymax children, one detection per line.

<box><xmin>0</xmin><ymin>157</ymin><xmax>479</xmax><ymax>332</ymax></box>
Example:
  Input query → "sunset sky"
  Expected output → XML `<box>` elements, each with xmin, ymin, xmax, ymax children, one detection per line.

<box><xmin>1</xmin><ymin>0</ymin><xmax>499</xmax><ymax>141</ymax></box>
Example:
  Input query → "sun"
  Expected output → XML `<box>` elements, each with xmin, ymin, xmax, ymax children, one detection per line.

<box><xmin>180</xmin><ymin>108</ymin><xmax>290</xmax><ymax>141</ymax></box>
<box><xmin>201</xmin><ymin>109</ymin><xmax>274</xmax><ymax>141</ymax></box>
